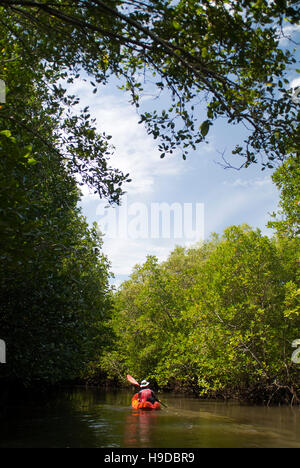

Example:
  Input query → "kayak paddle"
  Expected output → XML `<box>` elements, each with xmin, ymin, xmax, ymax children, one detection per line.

<box><xmin>158</xmin><ymin>399</ymin><xmax>168</xmax><ymax>408</ymax></box>
<box><xmin>126</xmin><ymin>374</ymin><xmax>140</xmax><ymax>386</ymax></box>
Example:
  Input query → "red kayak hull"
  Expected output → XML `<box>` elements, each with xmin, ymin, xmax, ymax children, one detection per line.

<box><xmin>131</xmin><ymin>393</ymin><xmax>161</xmax><ymax>410</ymax></box>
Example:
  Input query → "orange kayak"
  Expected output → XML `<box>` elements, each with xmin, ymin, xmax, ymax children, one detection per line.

<box><xmin>131</xmin><ymin>393</ymin><xmax>161</xmax><ymax>410</ymax></box>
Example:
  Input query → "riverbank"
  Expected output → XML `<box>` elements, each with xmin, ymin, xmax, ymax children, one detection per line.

<box><xmin>1</xmin><ymin>372</ymin><xmax>299</xmax><ymax>415</ymax></box>
<box><xmin>82</xmin><ymin>371</ymin><xmax>300</xmax><ymax>407</ymax></box>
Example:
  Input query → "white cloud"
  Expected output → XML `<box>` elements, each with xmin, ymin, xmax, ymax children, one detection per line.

<box><xmin>78</xmin><ymin>182</ymin><xmax>99</xmax><ymax>200</ymax></box>
<box><xmin>290</xmin><ymin>76</ymin><xmax>300</xmax><ymax>89</ymax></box>
<box><xmin>278</xmin><ymin>23</ymin><xmax>300</xmax><ymax>45</ymax></box>
<box><xmin>207</xmin><ymin>174</ymin><xmax>278</xmax><ymax>237</ymax></box>
<box><xmin>93</xmin><ymin>95</ymin><xmax>183</xmax><ymax>194</ymax></box>
<box><xmin>67</xmin><ymin>79</ymin><xmax>187</xmax><ymax>199</ymax></box>
<box><xmin>71</xmin><ymin>80</ymin><xmax>199</xmax><ymax>280</ymax></box>
<box><xmin>222</xmin><ymin>176</ymin><xmax>272</xmax><ymax>188</ymax></box>
<box><xmin>102</xmin><ymin>236</ymin><xmax>173</xmax><ymax>277</ymax></box>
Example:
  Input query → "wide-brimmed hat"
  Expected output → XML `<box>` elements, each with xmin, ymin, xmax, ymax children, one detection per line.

<box><xmin>140</xmin><ymin>379</ymin><xmax>150</xmax><ymax>388</ymax></box>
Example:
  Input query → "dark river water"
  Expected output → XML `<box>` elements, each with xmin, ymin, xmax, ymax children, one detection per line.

<box><xmin>0</xmin><ymin>387</ymin><xmax>299</xmax><ymax>448</ymax></box>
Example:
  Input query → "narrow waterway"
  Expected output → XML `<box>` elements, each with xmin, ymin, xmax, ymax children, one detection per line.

<box><xmin>0</xmin><ymin>387</ymin><xmax>299</xmax><ymax>448</ymax></box>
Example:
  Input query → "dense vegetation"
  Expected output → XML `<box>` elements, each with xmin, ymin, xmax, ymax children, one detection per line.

<box><xmin>0</xmin><ymin>9</ymin><xmax>121</xmax><ymax>386</ymax></box>
<box><xmin>0</xmin><ymin>129</ymin><xmax>114</xmax><ymax>385</ymax></box>
<box><xmin>87</xmin><ymin>223</ymin><xmax>299</xmax><ymax>405</ymax></box>
<box><xmin>0</xmin><ymin>1</ymin><xmax>299</xmax><ymax>404</ymax></box>
<box><xmin>92</xmin><ymin>153</ymin><xmax>299</xmax><ymax>404</ymax></box>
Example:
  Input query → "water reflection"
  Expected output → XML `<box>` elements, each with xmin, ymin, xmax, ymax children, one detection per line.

<box><xmin>0</xmin><ymin>388</ymin><xmax>299</xmax><ymax>448</ymax></box>
<box><xmin>124</xmin><ymin>409</ymin><xmax>160</xmax><ymax>447</ymax></box>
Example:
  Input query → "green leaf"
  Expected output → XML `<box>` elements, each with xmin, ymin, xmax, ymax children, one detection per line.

<box><xmin>27</xmin><ymin>158</ymin><xmax>38</xmax><ymax>165</ymax></box>
<box><xmin>200</xmin><ymin>120</ymin><xmax>210</xmax><ymax>137</ymax></box>
<box><xmin>201</xmin><ymin>47</ymin><xmax>208</xmax><ymax>59</ymax></box>
<box><xmin>0</xmin><ymin>130</ymin><xmax>12</xmax><ymax>138</ymax></box>
<box><xmin>172</xmin><ymin>20</ymin><xmax>181</xmax><ymax>30</ymax></box>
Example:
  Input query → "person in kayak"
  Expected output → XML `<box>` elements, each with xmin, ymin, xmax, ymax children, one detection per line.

<box><xmin>138</xmin><ymin>380</ymin><xmax>159</xmax><ymax>405</ymax></box>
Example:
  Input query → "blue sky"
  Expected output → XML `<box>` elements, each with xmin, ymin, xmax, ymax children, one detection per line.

<box><xmin>74</xmin><ymin>24</ymin><xmax>300</xmax><ymax>287</ymax></box>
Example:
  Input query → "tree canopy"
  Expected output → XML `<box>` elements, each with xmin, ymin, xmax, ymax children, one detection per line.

<box><xmin>268</xmin><ymin>154</ymin><xmax>300</xmax><ymax>237</ymax></box>
<box><xmin>0</xmin><ymin>0</ymin><xmax>299</xmax><ymax>174</ymax></box>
